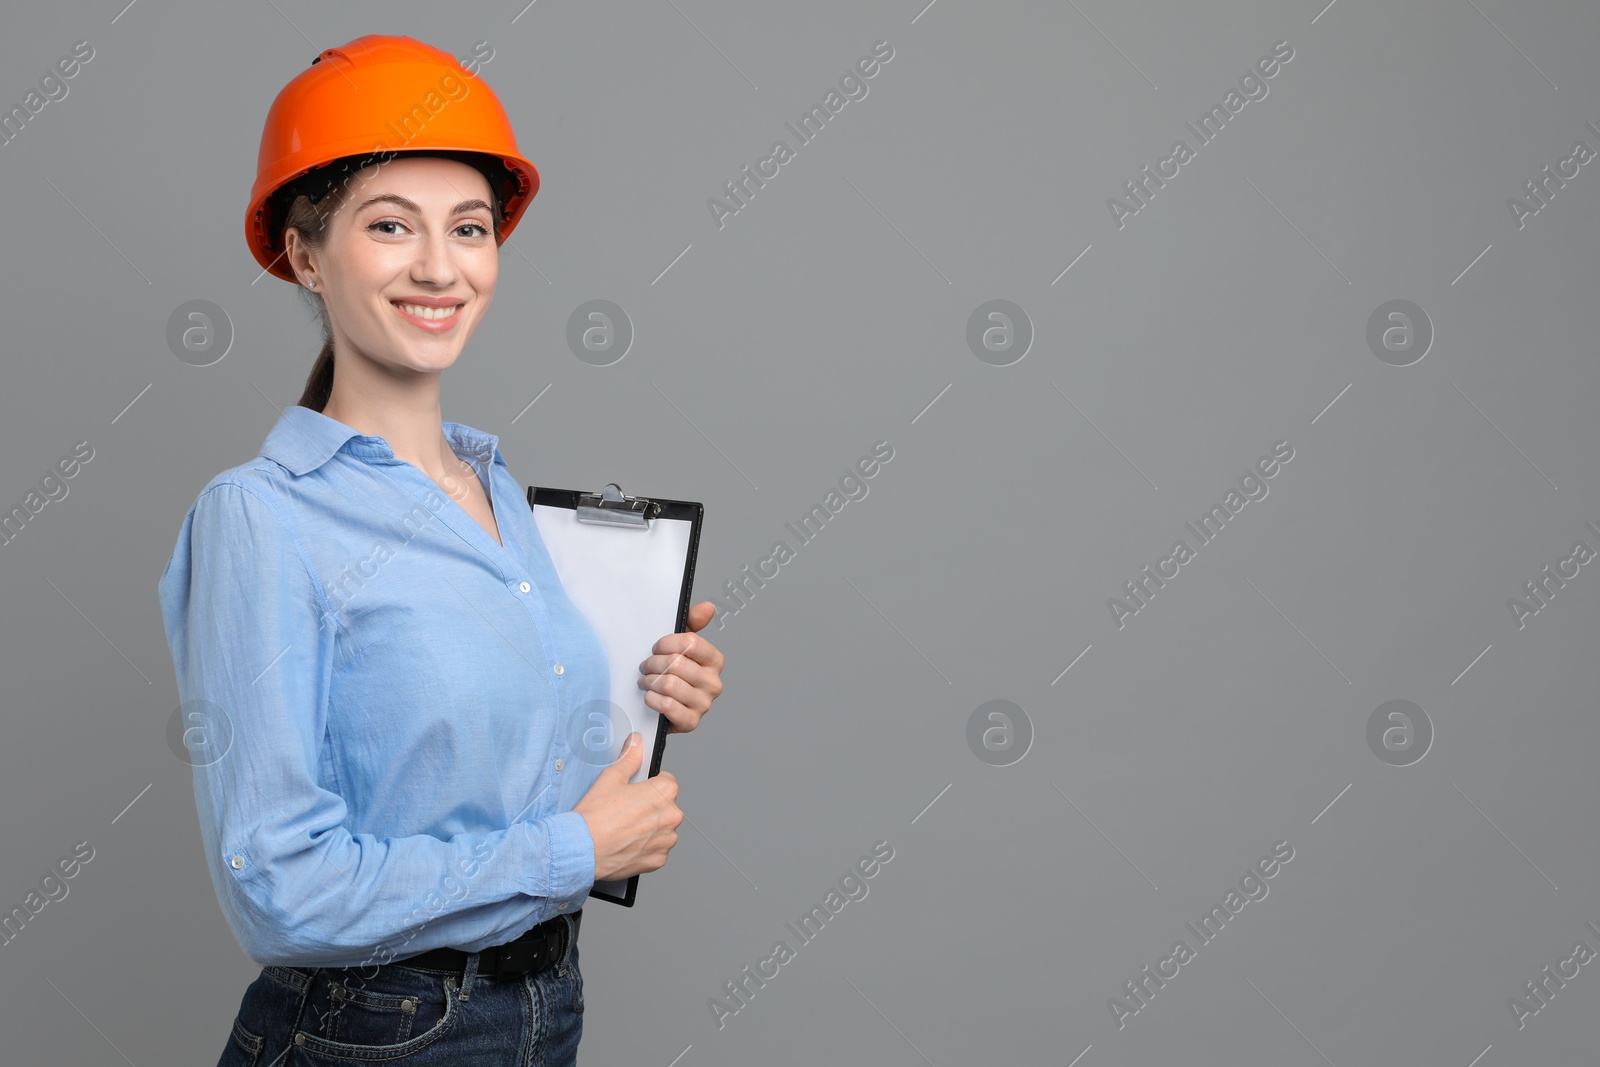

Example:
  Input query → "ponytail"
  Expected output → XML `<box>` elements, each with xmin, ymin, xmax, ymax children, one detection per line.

<box><xmin>297</xmin><ymin>338</ymin><xmax>335</xmax><ymax>412</ymax></box>
<box><xmin>282</xmin><ymin>185</ymin><xmax>341</xmax><ymax>414</ymax></box>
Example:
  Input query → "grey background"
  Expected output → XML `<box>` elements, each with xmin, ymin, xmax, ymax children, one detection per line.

<box><xmin>1</xmin><ymin>0</ymin><xmax>1597</xmax><ymax>1063</ymax></box>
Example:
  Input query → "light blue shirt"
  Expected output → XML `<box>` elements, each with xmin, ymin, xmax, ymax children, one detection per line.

<box><xmin>157</xmin><ymin>404</ymin><xmax>609</xmax><ymax>968</ymax></box>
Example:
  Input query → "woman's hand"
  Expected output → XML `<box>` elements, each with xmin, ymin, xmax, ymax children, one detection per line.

<box><xmin>637</xmin><ymin>601</ymin><xmax>725</xmax><ymax>734</ymax></box>
<box><xmin>574</xmin><ymin>732</ymin><xmax>681</xmax><ymax>881</ymax></box>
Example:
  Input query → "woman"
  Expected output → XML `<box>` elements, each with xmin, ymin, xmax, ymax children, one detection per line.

<box><xmin>157</xmin><ymin>35</ymin><xmax>724</xmax><ymax>1065</ymax></box>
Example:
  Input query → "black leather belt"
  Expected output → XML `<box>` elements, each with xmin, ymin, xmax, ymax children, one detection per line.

<box><xmin>400</xmin><ymin>909</ymin><xmax>580</xmax><ymax>978</ymax></box>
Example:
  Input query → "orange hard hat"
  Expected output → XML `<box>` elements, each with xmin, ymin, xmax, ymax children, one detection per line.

<box><xmin>245</xmin><ymin>34</ymin><xmax>540</xmax><ymax>283</ymax></box>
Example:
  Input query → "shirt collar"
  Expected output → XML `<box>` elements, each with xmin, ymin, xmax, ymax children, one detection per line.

<box><xmin>261</xmin><ymin>405</ymin><xmax>505</xmax><ymax>477</ymax></box>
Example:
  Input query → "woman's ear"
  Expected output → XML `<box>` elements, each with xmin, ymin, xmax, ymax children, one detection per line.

<box><xmin>283</xmin><ymin>227</ymin><xmax>315</xmax><ymax>289</ymax></box>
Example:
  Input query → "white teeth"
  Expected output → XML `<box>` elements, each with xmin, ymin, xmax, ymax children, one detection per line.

<box><xmin>395</xmin><ymin>302</ymin><xmax>460</xmax><ymax>320</ymax></box>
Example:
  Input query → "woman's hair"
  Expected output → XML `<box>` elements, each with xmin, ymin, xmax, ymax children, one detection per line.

<box><xmin>284</xmin><ymin>152</ymin><xmax>507</xmax><ymax>412</ymax></box>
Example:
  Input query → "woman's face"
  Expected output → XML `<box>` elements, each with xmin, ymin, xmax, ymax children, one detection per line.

<box><xmin>295</xmin><ymin>155</ymin><xmax>499</xmax><ymax>378</ymax></box>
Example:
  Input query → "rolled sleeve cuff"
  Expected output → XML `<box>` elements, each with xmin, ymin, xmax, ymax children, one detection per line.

<box><xmin>543</xmin><ymin>810</ymin><xmax>596</xmax><ymax>901</ymax></box>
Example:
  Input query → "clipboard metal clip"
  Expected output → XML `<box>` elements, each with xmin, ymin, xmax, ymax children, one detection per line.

<box><xmin>575</xmin><ymin>483</ymin><xmax>661</xmax><ymax>527</ymax></box>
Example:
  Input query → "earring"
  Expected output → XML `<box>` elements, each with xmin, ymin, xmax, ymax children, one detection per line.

<box><xmin>306</xmin><ymin>280</ymin><xmax>316</xmax><ymax>290</ymax></box>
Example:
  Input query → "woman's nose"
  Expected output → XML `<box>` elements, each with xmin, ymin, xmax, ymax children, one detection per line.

<box><xmin>411</xmin><ymin>230</ymin><xmax>458</xmax><ymax>287</ymax></box>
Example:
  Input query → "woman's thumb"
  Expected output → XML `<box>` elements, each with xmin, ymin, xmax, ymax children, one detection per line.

<box><xmin>615</xmin><ymin>731</ymin><xmax>642</xmax><ymax>772</ymax></box>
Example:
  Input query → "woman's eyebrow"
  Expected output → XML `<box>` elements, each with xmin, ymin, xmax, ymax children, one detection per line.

<box><xmin>354</xmin><ymin>193</ymin><xmax>493</xmax><ymax>216</ymax></box>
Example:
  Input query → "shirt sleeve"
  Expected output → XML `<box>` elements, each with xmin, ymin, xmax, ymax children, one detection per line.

<box><xmin>157</xmin><ymin>480</ymin><xmax>595</xmax><ymax>967</ymax></box>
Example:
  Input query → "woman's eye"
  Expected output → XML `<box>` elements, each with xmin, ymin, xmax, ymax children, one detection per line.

<box><xmin>367</xmin><ymin>220</ymin><xmax>488</xmax><ymax>237</ymax></box>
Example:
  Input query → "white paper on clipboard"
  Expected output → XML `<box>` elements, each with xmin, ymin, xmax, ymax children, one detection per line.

<box><xmin>528</xmin><ymin>485</ymin><xmax>701</xmax><ymax>906</ymax></box>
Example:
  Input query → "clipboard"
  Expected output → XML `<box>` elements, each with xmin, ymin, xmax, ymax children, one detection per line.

<box><xmin>525</xmin><ymin>482</ymin><xmax>704</xmax><ymax>907</ymax></box>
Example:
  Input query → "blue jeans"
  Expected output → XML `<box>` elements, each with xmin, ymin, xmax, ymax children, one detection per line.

<box><xmin>216</xmin><ymin>916</ymin><xmax>584</xmax><ymax>1065</ymax></box>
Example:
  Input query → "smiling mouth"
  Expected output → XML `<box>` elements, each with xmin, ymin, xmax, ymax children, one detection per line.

<box><xmin>392</xmin><ymin>301</ymin><xmax>462</xmax><ymax>321</ymax></box>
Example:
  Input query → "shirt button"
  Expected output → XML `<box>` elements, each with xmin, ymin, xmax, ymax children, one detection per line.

<box><xmin>230</xmin><ymin>854</ymin><xmax>245</xmax><ymax>870</ymax></box>
<box><xmin>519</xmin><ymin>581</ymin><xmax>531</xmax><ymax>594</ymax></box>
<box><xmin>554</xmin><ymin>758</ymin><xmax>564</xmax><ymax>771</ymax></box>
<box><xmin>553</xmin><ymin>663</ymin><xmax>564</xmax><ymax>676</ymax></box>
<box><xmin>558</xmin><ymin>901</ymin><xmax>569</xmax><ymax>910</ymax></box>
